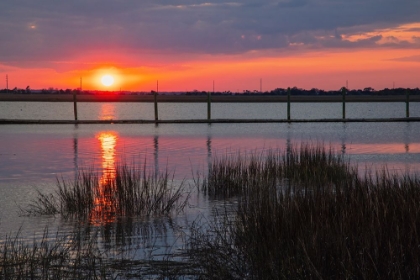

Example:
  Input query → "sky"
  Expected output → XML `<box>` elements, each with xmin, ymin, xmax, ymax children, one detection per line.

<box><xmin>1</xmin><ymin>0</ymin><xmax>420</xmax><ymax>92</ymax></box>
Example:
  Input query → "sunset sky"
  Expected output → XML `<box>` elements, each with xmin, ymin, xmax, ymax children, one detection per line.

<box><xmin>1</xmin><ymin>0</ymin><xmax>419</xmax><ymax>92</ymax></box>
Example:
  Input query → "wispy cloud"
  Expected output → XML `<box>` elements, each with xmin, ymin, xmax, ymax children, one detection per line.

<box><xmin>388</xmin><ymin>55</ymin><xmax>420</xmax><ymax>62</ymax></box>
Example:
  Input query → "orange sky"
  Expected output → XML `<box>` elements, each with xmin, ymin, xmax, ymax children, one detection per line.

<box><xmin>3</xmin><ymin>44</ymin><xmax>419</xmax><ymax>92</ymax></box>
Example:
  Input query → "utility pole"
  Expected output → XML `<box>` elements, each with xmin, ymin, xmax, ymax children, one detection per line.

<box><xmin>80</xmin><ymin>77</ymin><xmax>82</xmax><ymax>91</ymax></box>
<box><xmin>260</xmin><ymin>78</ymin><xmax>262</xmax><ymax>93</ymax></box>
<box><xmin>6</xmin><ymin>75</ymin><xmax>8</xmax><ymax>92</ymax></box>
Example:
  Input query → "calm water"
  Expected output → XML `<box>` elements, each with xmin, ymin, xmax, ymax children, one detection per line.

<box><xmin>1</xmin><ymin>101</ymin><xmax>419</xmax><ymax>261</ymax></box>
<box><xmin>1</xmin><ymin>101</ymin><xmax>419</xmax><ymax>120</ymax></box>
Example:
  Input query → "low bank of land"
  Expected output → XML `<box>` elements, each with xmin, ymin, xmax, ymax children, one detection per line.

<box><xmin>0</xmin><ymin>93</ymin><xmax>419</xmax><ymax>103</ymax></box>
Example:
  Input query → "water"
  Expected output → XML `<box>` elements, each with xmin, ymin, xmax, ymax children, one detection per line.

<box><xmin>1</xmin><ymin>101</ymin><xmax>419</xmax><ymax>264</ymax></box>
<box><xmin>1</xmin><ymin>101</ymin><xmax>419</xmax><ymax>120</ymax></box>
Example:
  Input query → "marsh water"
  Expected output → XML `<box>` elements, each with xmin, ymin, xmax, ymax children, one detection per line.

<box><xmin>1</xmin><ymin>101</ymin><xmax>420</xmax><ymax>261</ymax></box>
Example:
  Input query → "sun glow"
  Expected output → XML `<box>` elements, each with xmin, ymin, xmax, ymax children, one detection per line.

<box><xmin>101</xmin><ymin>75</ymin><xmax>114</xmax><ymax>87</ymax></box>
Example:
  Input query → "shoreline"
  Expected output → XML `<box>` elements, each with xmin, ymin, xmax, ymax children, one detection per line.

<box><xmin>0</xmin><ymin>93</ymin><xmax>419</xmax><ymax>103</ymax></box>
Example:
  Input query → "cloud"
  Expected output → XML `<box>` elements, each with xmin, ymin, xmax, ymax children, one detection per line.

<box><xmin>0</xmin><ymin>0</ymin><xmax>420</xmax><ymax>69</ymax></box>
<box><xmin>388</xmin><ymin>55</ymin><xmax>420</xmax><ymax>62</ymax></box>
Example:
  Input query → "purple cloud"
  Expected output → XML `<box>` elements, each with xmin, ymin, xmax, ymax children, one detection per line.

<box><xmin>0</xmin><ymin>0</ymin><xmax>419</xmax><ymax>69</ymax></box>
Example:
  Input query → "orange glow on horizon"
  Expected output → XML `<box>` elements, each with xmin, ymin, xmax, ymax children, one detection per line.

<box><xmin>67</xmin><ymin>47</ymin><xmax>420</xmax><ymax>91</ymax></box>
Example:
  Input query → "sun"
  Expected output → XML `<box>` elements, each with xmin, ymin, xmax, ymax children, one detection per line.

<box><xmin>101</xmin><ymin>75</ymin><xmax>114</xmax><ymax>87</ymax></box>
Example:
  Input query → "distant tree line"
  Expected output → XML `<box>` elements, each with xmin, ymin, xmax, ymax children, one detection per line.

<box><xmin>178</xmin><ymin>87</ymin><xmax>420</xmax><ymax>96</ymax></box>
<box><xmin>265</xmin><ymin>87</ymin><xmax>420</xmax><ymax>96</ymax></box>
<box><xmin>1</xmin><ymin>87</ymin><xmax>419</xmax><ymax>96</ymax></box>
<box><xmin>0</xmin><ymin>87</ymin><xmax>80</xmax><ymax>94</ymax></box>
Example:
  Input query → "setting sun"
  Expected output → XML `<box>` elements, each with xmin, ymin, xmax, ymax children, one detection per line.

<box><xmin>101</xmin><ymin>75</ymin><xmax>114</xmax><ymax>87</ymax></box>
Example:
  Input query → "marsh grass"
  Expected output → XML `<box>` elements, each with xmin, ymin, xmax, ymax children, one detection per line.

<box><xmin>190</xmin><ymin>144</ymin><xmax>420</xmax><ymax>279</ymax></box>
<box><xmin>0</xmin><ymin>226</ymin><xmax>197</xmax><ymax>279</ymax></box>
<box><xmin>0</xmin><ymin>228</ymin><xmax>106</xmax><ymax>279</ymax></box>
<box><xmin>204</xmin><ymin>144</ymin><xmax>355</xmax><ymax>198</ymax></box>
<box><xmin>22</xmin><ymin>163</ymin><xmax>189</xmax><ymax>219</ymax></box>
<box><xmin>12</xmin><ymin>144</ymin><xmax>420</xmax><ymax>279</ymax></box>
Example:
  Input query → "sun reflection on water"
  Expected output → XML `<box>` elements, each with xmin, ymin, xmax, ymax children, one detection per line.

<box><xmin>90</xmin><ymin>131</ymin><xmax>118</xmax><ymax>225</ymax></box>
<box><xmin>99</xmin><ymin>103</ymin><xmax>116</xmax><ymax>120</ymax></box>
<box><xmin>98</xmin><ymin>131</ymin><xmax>117</xmax><ymax>173</ymax></box>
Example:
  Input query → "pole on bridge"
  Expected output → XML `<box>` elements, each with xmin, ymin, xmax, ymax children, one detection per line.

<box><xmin>73</xmin><ymin>77</ymin><xmax>80</xmax><ymax>121</ymax></box>
<box><xmin>287</xmin><ymin>87</ymin><xmax>291</xmax><ymax>121</ymax></box>
<box><xmin>154</xmin><ymin>81</ymin><xmax>159</xmax><ymax>121</ymax></box>
<box><xmin>342</xmin><ymin>87</ymin><xmax>346</xmax><ymax>120</ymax></box>
<box><xmin>73</xmin><ymin>91</ymin><xmax>78</xmax><ymax>121</ymax></box>
<box><xmin>406</xmin><ymin>89</ymin><xmax>410</xmax><ymax>118</ymax></box>
<box><xmin>207</xmin><ymin>91</ymin><xmax>211</xmax><ymax>120</ymax></box>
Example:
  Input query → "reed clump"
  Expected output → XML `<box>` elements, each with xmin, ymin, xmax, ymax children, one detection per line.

<box><xmin>190</xmin><ymin>144</ymin><xmax>420</xmax><ymax>279</ymax></box>
<box><xmin>22</xmin><ymin>163</ymin><xmax>189</xmax><ymax>219</ymax></box>
<box><xmin>204</xmin><ymin>144</ymin><xmax>355</xmax><ymax>197</ymax></box>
